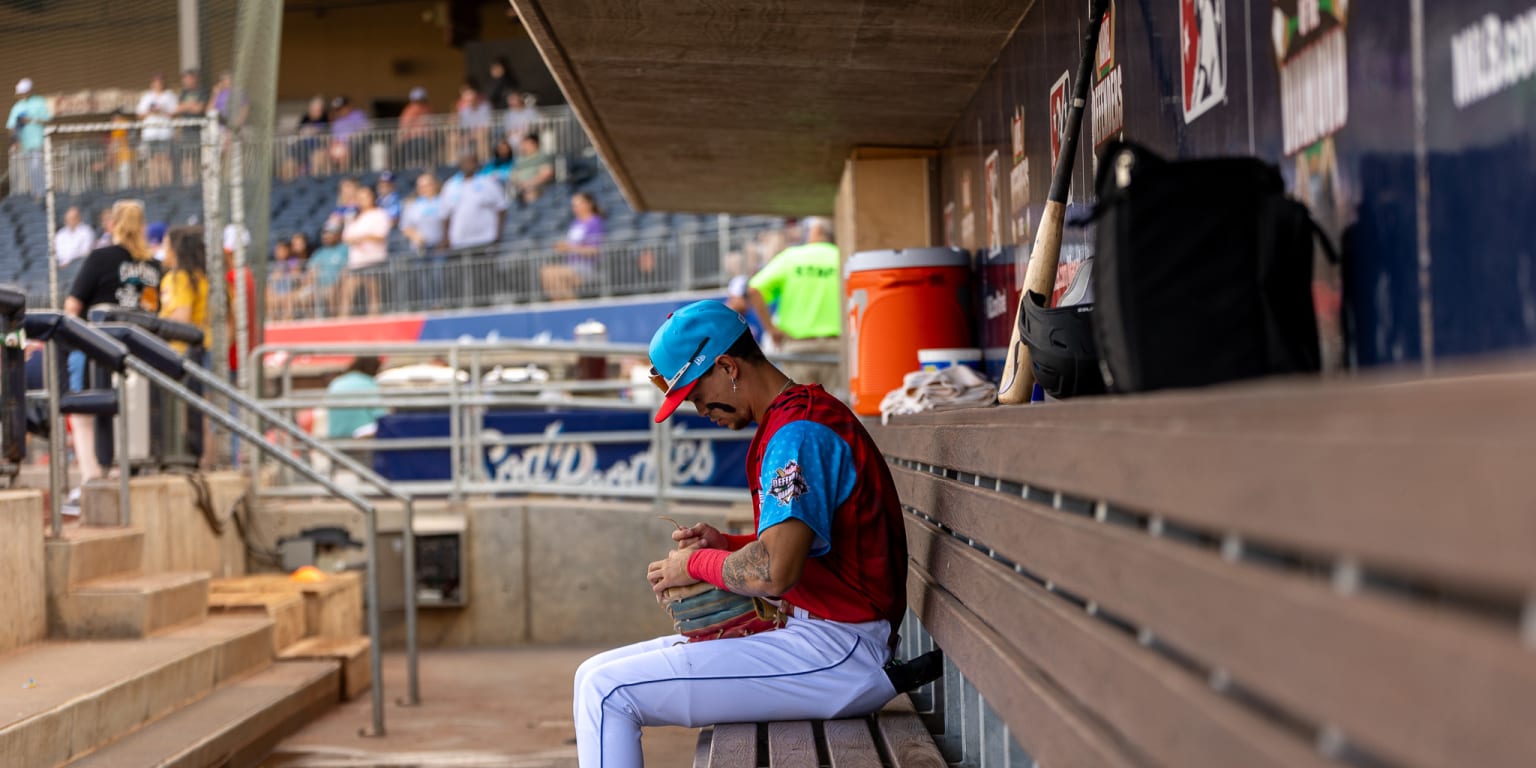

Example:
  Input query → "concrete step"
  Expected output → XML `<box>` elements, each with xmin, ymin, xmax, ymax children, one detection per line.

<box><xmin>279</xmin><ymin>636</ymin><xmax>373</xmax><ymax>702</ymax></box>
<box><xmin>0</xmin><ymin>614</ymin><xmax>275</xmax><ymax>768</ymax></box>
<box><xmin>52</xmin><ymin>571</ymin><xmax>210</xmax><ymax>639</ymax></box>
<box><xmin>64</xmin><ymin>660</ymin><xmax>339</xmax><ymax>768</ymax></box>
<box><xmin>44</xmin><ymin>526</ymin><xmax>144</xmax><ymax>595</ymax></box>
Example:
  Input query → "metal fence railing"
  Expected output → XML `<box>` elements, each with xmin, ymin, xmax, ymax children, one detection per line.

<box><xmin>267</xmin><ymin>220</ymin><xmax>776</xmax><ymax>321</ymax></box>
<box><xmin>7</xmin><ymin>107</ymin><xmax>588</xmax><ymax>197</ymax></box>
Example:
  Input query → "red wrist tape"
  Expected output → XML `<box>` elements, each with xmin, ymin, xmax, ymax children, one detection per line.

<box><xmin>687</xmin><ymin>548</ymin><xmax>731</xmax><ymax>590</ymax></box>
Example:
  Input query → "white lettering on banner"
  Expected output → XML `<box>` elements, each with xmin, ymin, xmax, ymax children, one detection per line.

<box><xmin>481</xmin><ymin>422</ymin><xmax>716</xmax><ymax>489</ymax></box>
<box><xmin>1280</xmin><ymin>27</ymin><xmax>1349</xmax><ymax>155</ymax></box>
<box><xmin>984</xmin><ymin>290</ymin><xmax>1008</xmax><ymax>321</ymax></box>
<box><xmin>1092</xmin><ymin>66</ymin><xmax>1125</xmax><ymax>149</ymax></box>
<box><xmin>1452</xmin><ymin>7</ymin><xmax>1536</xmax><ymax>109</ymax></box>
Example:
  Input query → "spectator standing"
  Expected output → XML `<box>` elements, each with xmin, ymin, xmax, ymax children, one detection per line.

<box><xmin>54</xmin><ymin>206</ymin><xmax>94</xmax><ymax>267</ymax></box>
<box><xmin>107</xmin><ymin>109</ymin><xmax>135</xmax><ymax>190</ymax></box>
<box><xmin>159</xmin><ymin>226</ymin><xmax>212</xmax><ymax>462</ymax></box>
<box><xmin>159</xmin><ymin>226</ymin><xmax>211</xmax><ymax>355</ymax></box>
<box><xmin>325</xmin><ymin>356</ymin><xmax>387</xmax><ymax>442</ymax></box>
<box><xmin>508</xmin><ymin>134</ymin><xmax>555</xmax><ymax>205</ymax></box>
<box><xmin>443</xmin><ymin>154</ymin><xmax>506</xmax><ymax>251</ymax></box>
<box><xmin>328</xmin><ymin>96</ymin><xmax>370</xmax><ymax>171</ymax></box>
<box><xmin>376</xmin><ymin>171</ymin><xmax>402</xmax><ymax>222</ymax></box>
<box><xmin>136</xmin><ymin>74</ymin><xmax>178</xmax><ymax>187</ymax></box>
<box><xmin>502</xmin><ymin>91</ymin><xmax>540</xmax><ymax>147</ymax></box>
<box><xmin>453</xmin><ymin>80</ymin><xmax>491</xmax><ymax>164</ymax></box>
<box><xmin>64</xmin><ymin>200</ymin><xmax>162</xmax><ymax>495</ymax></box>
<box><xmin>174</xmin><ymin>70</ymin><xmax>207</xmax><ymax>183</ymax></box>
<box><xmin>293</xmin><ymin>95</ymin><xmax>329</xmax><ymax>176</ymax></box>
<box><xmin>7</xmin><ymin>78</ymin><xmax>50</xmax><ymax>196</ymax></box>
<box><xmin>308</xmin><ymin>219</ymin><xmax>349</xmax><ymax>316</ymax></box>
<box><xmin>211</xmin><ymin>71</ymin><xmax>246</xmax><ymax>128</ymax></box>
<box><xmin>396</xmin><ymin>87</ymin><xmax>432</xmax><ymax>168</ymax></box>
<box><xmin>486</xmin><ymin>58</ymin><xmax>520</xmax><ymax>110</ymax></box>
<box><xmin>400</xmin><ymin>173</ymin><xmax>450</xmax><ymax>307</ymax></box>
<box><xmin>747</xmin><ymin>216</ymin><xmax>843</xmax><ymax>387</ymax></box>
<box><xmin>340</xmin><ymin>186</ymin><xmax>391</xmax><ymax>316</ymax></box>
<box><xmin>540</xmin><ymin>192</ymin><xmax>605</xmax><ymax>302</ymax></box>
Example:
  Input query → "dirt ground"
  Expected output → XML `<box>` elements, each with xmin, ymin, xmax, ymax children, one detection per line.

<box><xmin>261</xmin><ymin>647</ymin><xmax>697</xmax><ymax>767</ymax></box>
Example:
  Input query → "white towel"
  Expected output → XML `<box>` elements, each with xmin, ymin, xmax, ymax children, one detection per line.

<box><xmin>879</xmin><ymin>366</ymin><xmax>997</xmax><ymax>423</ymax></box>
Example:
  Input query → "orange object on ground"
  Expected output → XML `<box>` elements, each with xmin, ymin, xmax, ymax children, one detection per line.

<box><xmin>290</xmin><ymin>565</ymin><xmax>327</xmax><ymax>583</ymax></box>
<box><xmin>845</xmin><ymin>248</ymin><xmax>974</xmax><ymax>416</ymax></box>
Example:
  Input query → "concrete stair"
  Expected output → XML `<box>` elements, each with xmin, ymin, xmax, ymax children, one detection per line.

<box><xmin>44</xmin><ymin>525</ymin><xmax>143</xmax><ymax>592</ymax></box>
<box><xmin>0</xmin><ymin>614</ymin><xmax>275</xmax><ymax>767</ymax></box>
<box><xmin>64</xmin><ymin>660</ymin><xmax>339</xmax><ymax>768</ymax></box>
<box><xmin>52</xmin><ymin>571</ymin><xmax>211</xmax><ymax>639</ymax></box>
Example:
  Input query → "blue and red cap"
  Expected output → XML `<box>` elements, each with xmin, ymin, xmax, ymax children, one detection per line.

<box><xmin>648</xmin><ymin>300</ymin><xmax>749</xmax><ymax>423</ymax></box>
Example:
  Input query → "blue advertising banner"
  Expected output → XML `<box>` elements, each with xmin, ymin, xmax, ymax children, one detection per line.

<box><xmin>373</xmin><ymin>409</ymin><xmax>751</xmax><ymax>491</ymax></box>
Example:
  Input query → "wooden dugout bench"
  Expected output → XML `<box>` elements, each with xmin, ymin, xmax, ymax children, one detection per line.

<box><xmin>866</xmin><ymin>364</ymin><xmax>1536</xmax><ymax>767</ymax></box>
<box><xmin>697</xmin><ymin>363</ymin><xmax>1536</xmax><ymax>766</ymax></box>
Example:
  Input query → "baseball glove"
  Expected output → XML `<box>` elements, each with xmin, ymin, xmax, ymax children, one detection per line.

<box><xmin>662</xmin><ymin>581</ymin><xmax>786</xmax><ymax>642</ymax></box>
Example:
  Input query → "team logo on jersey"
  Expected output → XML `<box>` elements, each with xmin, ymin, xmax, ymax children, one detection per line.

<box><xmin>1181</xmin><ymin>0</ymin><xmax>1227</xmax><ymax>122</ymax></box>
<box><xmin>766</xmin><ymin>460</ymin><xmax>808</xmax><ymax>505</ymax></box>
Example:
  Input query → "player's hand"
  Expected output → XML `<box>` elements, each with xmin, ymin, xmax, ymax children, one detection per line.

<box><xmin>767</xmin><ymin>327</ymin><xmax>788</xmax><ymax>346</ymax></box>
<box><xmin>647</xmin><ymin>549</ymin><xmax>695</xmax><ymax>594</ymax></box>
<box><xmin>673</xmin><ymin>522</ymin><xmax>726</xmax><ymax>551</ymax></box>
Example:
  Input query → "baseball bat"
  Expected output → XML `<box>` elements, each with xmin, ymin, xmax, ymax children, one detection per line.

<box><xmin>997</xmin><ymin>0</ymin><xmax>1111</xmax><ymax>404</ymax></box>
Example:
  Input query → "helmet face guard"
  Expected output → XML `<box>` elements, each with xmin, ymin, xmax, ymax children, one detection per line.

<box><xmin>1021</xmin><ymin>291</ymin><xmax>1107</xmax><ymax>399</ymax></box>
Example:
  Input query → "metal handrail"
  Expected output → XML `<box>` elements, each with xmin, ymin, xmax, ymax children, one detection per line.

<box><xmin>29</xmin><ymin>312</ymin><xmax>397</xmax><ymax>735</ymax></box>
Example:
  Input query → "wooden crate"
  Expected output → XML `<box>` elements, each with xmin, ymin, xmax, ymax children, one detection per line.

<box><xmin>208</xmin><ymin>591</ymin><xmax>306</xmax><ymax>653</ymax></box>
<box><xmin>211</xmin><ymin>572</ymin><xmax>362</xmax><ymax>639</ymax></box>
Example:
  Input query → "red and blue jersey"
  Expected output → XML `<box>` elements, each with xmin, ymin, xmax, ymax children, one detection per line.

<box><xmin>747</xmin><ymin>384</ymin><xmax>907</xmax><ymax>629</ymax></box>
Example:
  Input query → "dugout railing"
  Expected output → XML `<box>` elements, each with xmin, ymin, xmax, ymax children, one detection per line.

<box><xmin>13</xmin><ymin>304</ymin><xmax>425</xmax><ymax>736</ymax></box>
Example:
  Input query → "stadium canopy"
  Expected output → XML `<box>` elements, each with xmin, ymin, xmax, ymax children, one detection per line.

<box><xmin>510</xmin><ymin>0</ymin><xmax>1026</xmax><ymax>216</ymax></box>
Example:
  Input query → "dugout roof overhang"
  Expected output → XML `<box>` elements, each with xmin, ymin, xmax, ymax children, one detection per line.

<box><xmin>509</xmin><ymin>0</ymin><xmax>1028</xmax><ymax>216</ymax></box>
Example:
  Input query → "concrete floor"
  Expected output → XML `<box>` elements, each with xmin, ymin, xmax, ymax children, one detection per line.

<box><xmin>261</xmin><ymin>647</ymin><xmax>697</xmax><ymax>768</ymax></box>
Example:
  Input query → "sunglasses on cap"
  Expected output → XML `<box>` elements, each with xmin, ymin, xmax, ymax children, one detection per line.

<box><xmin>648</xmin><ymin>337</ymin><xmax>709</xmax><ymax>395</ymax></box>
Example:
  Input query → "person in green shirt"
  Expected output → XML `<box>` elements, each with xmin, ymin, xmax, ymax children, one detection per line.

<box><xmin>747</xmin><ymin>216</ymin><xmax>842</xmax><ymax>389</ymax></box>
<box><xmin>326</xmin><ymin>356</ymin><xmax>387</xmax><ymax>440</ymax></box>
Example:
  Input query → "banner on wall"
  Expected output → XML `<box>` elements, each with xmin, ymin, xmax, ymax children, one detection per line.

<box><xmin>1091</xmin><ymin>0</ymin><xmax>1125</xmax><ymax>174</ymax></box>
<box><xmin>1181</xmin><ymin>0</ymin><xmax>1228</xmax><ymax>123</ymax></box>
<box><xmin>1010</xmin><ymin>105</ymin><xmax>1032</xmax><ymax>243</ymax></box>
<box><xmin>372</xmin><ymin>410</ymin><xmax>751</xmax><ymax>490</ymax></box>
<box><xmin>985</xmin><ymin>150</ymin><xmax>1003</xmax><ymax>250</ymax></box>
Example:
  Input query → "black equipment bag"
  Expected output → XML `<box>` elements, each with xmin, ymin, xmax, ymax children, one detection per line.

<box><xmin>1090</xmin><ymin>141</ymin><xmax>1338</xmax><ymax>394</ymax></box>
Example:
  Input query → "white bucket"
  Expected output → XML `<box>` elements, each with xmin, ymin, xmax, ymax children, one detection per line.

<box><xmin>917</xmin><ymin>347</ymin><xmax>983</xmax><ymax>373</ymax></box>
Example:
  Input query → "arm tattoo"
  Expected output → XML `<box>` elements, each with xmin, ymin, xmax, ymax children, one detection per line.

<box><xmin>723</xmin><ymin>542</ymin><xmax>775</xmax><ymax>596</ymax></box>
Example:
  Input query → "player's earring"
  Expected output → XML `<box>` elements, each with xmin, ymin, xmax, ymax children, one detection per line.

<box><xmin>731</xmin><ymin>378</ymin><xmax>738</xmax><ymax>392</ymax></box>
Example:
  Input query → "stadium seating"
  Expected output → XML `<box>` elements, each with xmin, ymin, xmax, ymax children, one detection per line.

<box><xmin>1</xmin><ymin>158</ymin><xmax>779</xmax><ymax>301</ymax></box>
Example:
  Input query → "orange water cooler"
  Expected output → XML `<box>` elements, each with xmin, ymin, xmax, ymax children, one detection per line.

<box><xmin>845</xmin><ymin>247</ymin><xmax>974</xmax><ymax>416</ymax></box>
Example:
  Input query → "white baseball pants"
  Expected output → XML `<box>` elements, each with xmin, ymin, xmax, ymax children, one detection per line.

<box><xmin>573</xmin><ymin>616</ymin><xmax>896</xmax><ymax>768</ymax></box>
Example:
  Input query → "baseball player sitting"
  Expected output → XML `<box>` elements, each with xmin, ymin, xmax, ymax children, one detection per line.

<box><xmin>573</xmin><ymin>300</ymin><xmax>909</xmax><ymax>767</ymax></box>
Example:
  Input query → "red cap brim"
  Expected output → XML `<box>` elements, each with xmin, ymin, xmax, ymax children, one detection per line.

<box><xmin>654</xmin><ymin>378</ymin><xmax>698</xmax><ymax>423</ymax></box>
